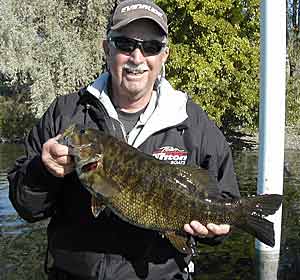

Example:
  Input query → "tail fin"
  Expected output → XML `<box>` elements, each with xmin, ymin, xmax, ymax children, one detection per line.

<box><xmin>235</xmin><ymin>194</ymin><xmax>282</xmax><ymax>247</ymax></box>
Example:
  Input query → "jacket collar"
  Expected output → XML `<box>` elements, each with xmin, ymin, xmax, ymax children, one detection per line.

<box><xmin>86</xmin><ymin>72</ymin><xmax>188</xmax><ymax>147</ymax></box>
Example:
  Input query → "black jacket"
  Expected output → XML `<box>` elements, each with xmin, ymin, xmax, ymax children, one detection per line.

<box><xmin>8</xmin><ymin>74</ymin><xmax>240</xmax><ymax>278</ymax></box>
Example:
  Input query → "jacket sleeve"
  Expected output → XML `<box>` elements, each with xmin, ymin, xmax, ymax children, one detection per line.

<box><xmin>214</xmin><ymin>139</ymin><xmax>240</xmax><ymax>200</ymax></box>
<box><xmin>187</xmin><ymin>100</ymin><xmax>240</xmax><ymax>200</ymax></box>
<box><xmin>196</xmin><ymin>111</ymin><xmax>241</xmax><ymax>245</ymax></box>
<box><xmin>8</xmin><ymin>98</ymin><xmax>64</xmax><ymax>222</ymax></box>
<box><xmin>198</xmin><ymin>113</ymin><xmax>240</xmax><ymax>200</ymax></box>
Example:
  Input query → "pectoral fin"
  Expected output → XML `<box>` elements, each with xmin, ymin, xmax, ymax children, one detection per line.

<box><xmin>91</xmin><ymin>196</ymin><xmax>106</xmax><ymax>218</ymax></box>
<box><xmin>165</xmin><ymin>232</ymin><xmax>193</xmax><ymax>255</ymax></box>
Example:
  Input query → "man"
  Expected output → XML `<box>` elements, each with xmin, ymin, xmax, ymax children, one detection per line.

<box><xmin>8</xmin><ymin>0</ymin><xmax>240</xmax><ymax>279</ymax></box>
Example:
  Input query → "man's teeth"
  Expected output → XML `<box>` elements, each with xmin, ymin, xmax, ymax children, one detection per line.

<box><xmin>126</xmin><ymin>69</ymin><xmax>146</xmax><ymax>74</ymax></box>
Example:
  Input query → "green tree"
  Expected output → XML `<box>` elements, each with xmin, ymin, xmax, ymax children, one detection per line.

<box><xmin>156</xmin><ymin>0</ymin><xmax>260</xmax><ymax>131</ymax></box>
<box><xmin>0</xmin><ymin>95</ymin><xmax>37</xmax><ymax>141</ymax></box>
<box><xmin>0</xmin><ymin>0</ymin><xmax>116</xmax><ymax>118</ymax></box>
<box><xmin>0</xmin><ymin>72</ymin><xmax>37</xmax><ymax>140</ymax></box>
<box><xmin>286</xmin><ymin>1</ymin><xmax>300</xmax><ymax>126</ymax></box>
<box><xmin>286</xmin><ymin>34</ymin><xmax>300</xmax><ymax>125</ymax></box>
<box><xmin>1</xmin><ymin>0</ymin><xmax>262</xmax><ymax>134</ymax></box>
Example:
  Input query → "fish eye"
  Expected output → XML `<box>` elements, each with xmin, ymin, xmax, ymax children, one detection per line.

<box><xmin>59</xmin><ymin>135</ymin><xmax>69</xmax><ymax>146</ymax></box>
<box><xmin>80</xmin><ymin>128</ymin><xmax>86</xmax><ymax>135</ymax></box>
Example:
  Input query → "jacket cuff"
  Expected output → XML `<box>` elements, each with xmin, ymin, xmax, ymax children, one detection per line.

<box><xmin>24</xmin><ymin>156</ymin><xmax>63</xmax><ymax>191</ymax></box>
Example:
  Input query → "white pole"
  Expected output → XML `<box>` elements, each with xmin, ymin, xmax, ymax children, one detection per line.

<box><xmin>256</xmin><ymin>0</ymin><xmax>286</xmax><ymax>278</ymax></box>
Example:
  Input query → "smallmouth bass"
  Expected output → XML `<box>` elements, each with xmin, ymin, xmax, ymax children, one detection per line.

<box><xmin>60</xmin><ymin>125</ymin><xmax>283</xmax><ymax>255</ymax></box>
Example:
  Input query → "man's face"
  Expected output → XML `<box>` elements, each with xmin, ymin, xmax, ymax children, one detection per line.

<box><xmin>104</xmin><ymin>19</ymin><xmax>169</xmax><ymax>106</ymax></box>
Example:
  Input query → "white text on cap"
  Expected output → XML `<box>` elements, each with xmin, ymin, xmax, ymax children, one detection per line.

<box><xmin>121</xmin><ymin>4</ymin><xmax>164</xmax><ymax>18</ymax></box>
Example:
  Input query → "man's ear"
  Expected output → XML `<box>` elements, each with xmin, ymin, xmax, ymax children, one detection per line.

<box><xmin>162</xmin><ymin>47</ymin><xmax>169</xmax><ymax>63</ymax></box>
<box><xmin>103</xmin><ymin>40</ymin><xmax>110</xmax><ymax>56</ymax></box>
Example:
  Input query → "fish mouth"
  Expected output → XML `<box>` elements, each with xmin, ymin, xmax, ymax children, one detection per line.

<box><xmin>80</xmin><ymin>160</ymin><xmax>99</xmax><ymax>173</ymax></box>
<box><xmin>77</xmin><ymin>154</ymin><xmax>103</xmax><ymax>174</ymax></box>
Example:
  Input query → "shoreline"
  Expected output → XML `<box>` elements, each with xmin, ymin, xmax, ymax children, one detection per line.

<box><xmin>225</xmin><ymin>126</ymin><xmax>300</xmax><ymax>151</ymax></box>
<box><xmin>1</xmin><ymin>127</ymin><xmax>300</xmax><ymax>151</ymax></box>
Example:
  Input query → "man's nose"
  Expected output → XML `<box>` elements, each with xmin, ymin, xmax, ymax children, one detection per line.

<box><xmin>129</xmin><ymin>47</ymin><xmax>145</xmax><ymax>64</ymax></box>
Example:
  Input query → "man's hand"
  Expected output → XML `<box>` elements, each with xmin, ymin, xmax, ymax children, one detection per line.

<box><xmin>184</xmin><ymin>221</ymin><xmax>230</xmax><ymax>238</ymax></box>
<box><xmin>42</xmin><ymin>135</ymin><xmax>75</xmax><ymax>177</ymax></box>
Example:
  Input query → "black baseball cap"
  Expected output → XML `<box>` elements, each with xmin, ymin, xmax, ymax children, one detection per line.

<box><xmin>109</xmin><ymin>0</ymin><xmax>168</xmax><ymax>35</ymax></box>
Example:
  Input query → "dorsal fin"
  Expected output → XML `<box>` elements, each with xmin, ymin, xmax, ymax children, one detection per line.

<box><xmin>174</xmin><ymin>165</ymin><xmax>219</xmax><ymax>199</ymax></box>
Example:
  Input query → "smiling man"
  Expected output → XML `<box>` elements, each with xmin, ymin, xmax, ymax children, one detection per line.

<box><xmin>103</xmin><ymin>0</ymin><xmax>169</xmax><ymax>113</ymax></box>
<box><xmin>8</xmin><ymin>0</ymin><xmax>240</xmax><ymax>279</ymax></box>
<box><xmin>105</xmin><ymin>20</ymin><xmax>168</xmax><ymax>110</ymax></box>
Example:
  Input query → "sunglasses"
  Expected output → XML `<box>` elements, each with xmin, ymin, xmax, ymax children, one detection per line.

<box><xmin>108</xmin><ymin>36</ymin><xmax>166</xmax><ymax>56</ymax></box>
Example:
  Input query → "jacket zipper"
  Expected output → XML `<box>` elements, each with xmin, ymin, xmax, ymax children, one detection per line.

<box><xmin>81</xmin><ymin>89</ymin><xmax>126</xmax><ymax>141</ymax></box>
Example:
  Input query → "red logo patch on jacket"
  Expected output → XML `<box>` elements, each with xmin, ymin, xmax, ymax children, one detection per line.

<box><xmin>152</xmin><ymin>146</ymin><xmax>188</xmax><ymax>165</ymax></box>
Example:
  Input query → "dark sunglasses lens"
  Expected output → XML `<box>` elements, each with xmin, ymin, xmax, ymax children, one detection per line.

<box><xmin>113</xmin><ymin>38</ymin><xmax>136</xmax><ymax>52</ymax></box>
<box><xmin>142</xmin><ymin>41</ymin><xmax>164</xmax><ymax>54</ymax></box>
<box><xmin>111</xmin><ymin>37</ymin><xmax>164</xmax><ymax>55</ymax></box>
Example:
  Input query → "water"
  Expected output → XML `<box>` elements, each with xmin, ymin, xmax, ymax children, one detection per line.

<box><xmin>0</xmin><ymin>144</ymin><xmax>48</xmax><ymax>279</ymax></box>
<box><xmin>0</xmin><ymin>144</ymin><xmax>27</xmax><ymax>235</ymax></box>
<box><xmin>193</xmin><ymin>150</ymin><xmax>300</xmax><ymax>280</ymax></box>
<box><xmin>0</xmin><ymin>144</ymin><xmax>299</xmax><ymax>279</ymax></box>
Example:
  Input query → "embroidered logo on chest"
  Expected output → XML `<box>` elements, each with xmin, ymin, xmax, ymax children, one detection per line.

<box><xmin>152</xmin><ymin>146</ymin><xmax>188</xmax><ymax>165</ymax></box>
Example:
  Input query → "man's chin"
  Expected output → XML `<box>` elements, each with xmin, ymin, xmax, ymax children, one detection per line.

<box><xmin>122</xmin><ymin>84</ymin><xmax>148</xmax><ymax>97</ymax></box>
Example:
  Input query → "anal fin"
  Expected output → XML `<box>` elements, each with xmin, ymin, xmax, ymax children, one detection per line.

<box><xmin>165</xmin><ymin>232</ymin><xmax>193</xmax><ymax>255</ymax></box>
<box><xmin>91</xmin><ymin>196</ymin><xmax>106</xmax><ymax>218</ymax></box>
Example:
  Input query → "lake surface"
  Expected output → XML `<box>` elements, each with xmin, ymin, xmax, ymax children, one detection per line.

<box><xmin>0</xmin><ymin>144</ymin><xmax>299</xmax><ymax>279</ymax></box>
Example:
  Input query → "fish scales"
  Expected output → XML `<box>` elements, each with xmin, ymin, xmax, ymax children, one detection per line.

<box><xmin>90</xmin><ymin>136</ymin><xmax>237</xmax><ymax>232</ymax></box>
<box><xmin>60</xmin><ymin>125</ymin><xmax>283</xmax><ymax>253</ymax></box>
<box><xmin>103</xmin><ymin>142</ymin><xmax>192</xmax><ymax>231</ymax></box>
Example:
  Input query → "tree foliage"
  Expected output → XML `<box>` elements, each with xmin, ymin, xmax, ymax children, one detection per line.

<box><xmin>0</xmin><ymin>94</ymin><xmax>36</xmax><ymax>141</ymax></box>
<box><xmin>0</xmin><ymin>73</ymin><xmax>37</xmax><ymax>140</ymax></box>
<box><xmin>156</xmin><ymin>0</ymin><xmax>260</xmax><ymax>130</ymax></box>
<box><xmin>286</xmin><ymin>1</ymin><xmax>300</xmax><ymax>126</ymax></box>
<box><xmin>287</xmin><ymin>0</ymin><xmax>300</xmax><ymax>33</ymax></box>
<box><xmin>0</xmin><ymin>0</ymin><xmax>115</xmax><ymax>117</ymax></box>
<box><xmin>8</xmin><ymin>0</ymin><xmax>300</xmax><ymax>138</ymax></box>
